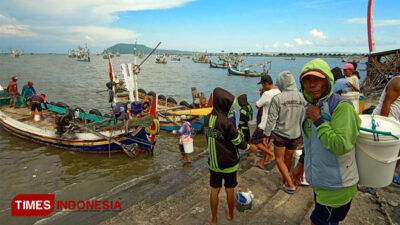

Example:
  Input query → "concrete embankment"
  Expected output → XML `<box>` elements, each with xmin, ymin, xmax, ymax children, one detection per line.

<box><xmin>101</xmin><ymin>153</ymin><xmax>400</xmax><ymax>225</ymax></box>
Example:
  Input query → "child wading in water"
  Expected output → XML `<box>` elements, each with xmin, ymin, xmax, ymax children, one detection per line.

<box><xmin>178</xmin><ymin>115</ymin><xmax>192</xmax><ymax>163</ymax></box>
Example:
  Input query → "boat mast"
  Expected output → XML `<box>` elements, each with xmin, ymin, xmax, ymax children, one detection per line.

<box><xmin>133</xmin><ymin>40</ymin><xmax>139</xmax><ymax>102</ymax></box>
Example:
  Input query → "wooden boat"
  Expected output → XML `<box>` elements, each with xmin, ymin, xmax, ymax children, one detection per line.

<box><xmin>155</xmin><ymin>55</ymin><xmax>167</xmax><ymax>64</ymax></box>
<box><xmin>0</xmin><ymin>92</ymin><xmax>156</xmax><ymax>157</ymax></box>
<box><xmin>227</xmin><ymin>61</ymin><xmax>271</xmax><ymax>77</ymax></box>
<box><xmin>105</xmin><ymin>45</ymin><xmax>209</xmax><ymax>132</ymax></box>
<box><xmin>192</xmin><ymin>56</ymin><xmax>208</xmax><ymax>64</ymax></box>
<box><xmin>228</xmin><ymin>65</ymin><xmax>265</xmax><ymax>77</ymax></box>
<box><xmin>209</xmin><ymin>61</ymin><xmax>228</xmax><ymax>69</ymax></box>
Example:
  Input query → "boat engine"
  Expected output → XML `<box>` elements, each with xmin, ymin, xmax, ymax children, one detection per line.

<box><xmin>55</xmin><ymin>109</ymin><xmax>74</xmax><ymax>136</ymax></box>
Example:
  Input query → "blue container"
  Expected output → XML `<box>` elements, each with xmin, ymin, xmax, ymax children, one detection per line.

<box><xmin>131</xmin><ymin>101</ymin><xmax>143</xmax><ymax>114</ymax></box>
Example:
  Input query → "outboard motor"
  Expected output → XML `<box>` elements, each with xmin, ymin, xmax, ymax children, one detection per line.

<box><xmin>55</xmin><ymin>109</ymin><xmax>74</xmax><ymax>136</ymax></box>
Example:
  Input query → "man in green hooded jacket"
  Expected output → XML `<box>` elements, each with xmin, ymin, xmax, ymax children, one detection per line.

<box><xmin>204</xmin><ymin>87</ymin><xmax>257</xmax><ymax>225</ymax></box>
<box><xmin>292</xmin><ymin>58</ymin><xmax>361</xmax><ymax>225</ymax></box>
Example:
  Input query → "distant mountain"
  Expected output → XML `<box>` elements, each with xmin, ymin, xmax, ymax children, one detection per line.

<box><xmin>108</xmin><ymin>43</ymin><xmax>192</xmax><ymax>55</ymax></box>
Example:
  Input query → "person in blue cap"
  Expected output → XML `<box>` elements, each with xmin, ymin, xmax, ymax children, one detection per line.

<box><xmin>111</xmin><ymin>102</ymin><xmax>129</xmax><ymax>130</ymax></box>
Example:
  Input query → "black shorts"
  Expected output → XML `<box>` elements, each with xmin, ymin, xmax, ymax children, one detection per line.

<box><xmin>272</xmin><ymin>132</ymin><xmax>302</xmax><ymax>150</ymax></box>
<box><xmin>310</xmin><ymin>194</ymin><xmax>352</xmax><ymax>225</ymax></box>
<box><xmin>179</xmin><ymin>144</ymin><xmax>186</xmax><ymax>156</ymax></box>
<box><xmin>209</xmin><ymin>170</ymin><xmax>237</xmax><ymax>188</ymax></box>
<box><xmin>31</xmin><ymin>102</ymin><xmax>42</xmax><ymax>111</ymax></box>
<box><xmin>250</xmin><ymin>127</ymin><xmax>264</xmax><ymax>144</ymax></box>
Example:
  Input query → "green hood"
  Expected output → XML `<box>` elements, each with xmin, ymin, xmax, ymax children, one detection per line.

<box><xmin>300</xmin><ymin>58</ymin><xmax>334</xmax><ymax>104</ymax></box>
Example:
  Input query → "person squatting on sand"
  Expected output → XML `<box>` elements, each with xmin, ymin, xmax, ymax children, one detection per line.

<box><xmin>292</xmin><ymin>58</ymin><xmax>361</xmax><ymax>225</ymax></box>
<box><xmin>204</xmin><ymin>87</ymin><xmax>257</xmax><ymax>225</ymax></box>
<box><xmin>263</xmin><ymin>71</ymin><xmax>305</xmax><ymax>194</ymax></box>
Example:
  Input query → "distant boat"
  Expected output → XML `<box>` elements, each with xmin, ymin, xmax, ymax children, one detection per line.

<box><xmin>227</xmin><ymin>62</ymin><xmax>271</xmax><ymax>77</ymax></box>
<box><xmin>68</xmin><ymin>49</ymin><xmax>77</xmax><ymax>58</ymax></box>
<box><xmin>155</xmin><ymin>54</ymin><xmax>167</xmax><ymax>64</ymax></box>
<box><xmin>76</xmin><ymin>44</ymin><xmax>90</xmax><ymax>62</ymax></box>
<box><xmin>209</xmin><ymin>61</ymin><xmax>228</xmax><ymax>69</ymax></box>
<box><xmin>342</xmin><ymin>56</ymin><xmax>363</xmax><ymax>63</ymax></box>
<box><xmin>192</xmin><ymin>55</ymin><xmax>208</xmax><ymax>64</ymax></box>
<box><xmin>171</xmin><ymin>57</ymin><xmax>181</xmax><ymax>61</ymax></box>
<box><xmin>284</xmin><ymin>57</ymin><xmax>296</xmax><ymax>60</ymax></box>
<box><xmin>10</xmin><ymin>48</ymin><xmax>21</xmax><ymax>58</ymax></box>
<box><xmin>103</xmin><ymin>48</ymin><xmax>114</xmax><ymax>59</ymax></box>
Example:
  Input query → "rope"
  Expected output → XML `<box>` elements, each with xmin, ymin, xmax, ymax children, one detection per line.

<box><xmin>320</xmin><ymin>113</ymin><xmax>400</xmax><ymax>140</ymax></box>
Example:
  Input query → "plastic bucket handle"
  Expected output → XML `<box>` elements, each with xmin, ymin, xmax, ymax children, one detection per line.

<box><xmin>358</xmin><ymin>147</ymin><xmax>400</xmax><ymax>164</ymax></box>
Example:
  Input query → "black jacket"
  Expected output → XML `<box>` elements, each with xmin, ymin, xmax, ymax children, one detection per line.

<box><xmin>237</xmin><ymin>94</ymin><xmax>253</xmax><ymax>130</ymax></box>
<box><xmin>204</xmin><ymin>88</ymin><xmax>249</xmax><ymax>173</ymax></box>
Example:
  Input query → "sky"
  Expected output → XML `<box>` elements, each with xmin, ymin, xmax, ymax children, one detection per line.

<box><xmin>0</xmin><ymin>0</ymin><xmax>399</xmax><ymax>54</ymax></box>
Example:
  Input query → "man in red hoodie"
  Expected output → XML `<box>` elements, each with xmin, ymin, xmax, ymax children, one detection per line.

<box><xmin>7</xmin><ymin>76</ymin><xmax>19</xmax><ymax>108</ymax></box>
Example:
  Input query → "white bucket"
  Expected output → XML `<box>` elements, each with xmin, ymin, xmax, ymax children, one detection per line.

<box><xmin>33</xmin><ymin>112</ymin><xmax>41</xmax><ymax>122</ymax></box>
<box><xmin>182</xmin><ymin>137</ymin><xmax>194</xmax><ymax>154</ymax></box>
<box><xmin>342</xmin><ymin>92</ymin><xmax>360</xmax><ymax>113</ymax></box>
<box><xmin>356</xmin><ymin>115</ymin><xmax>400</xmax><ymax>187</ymax></box>
<box><xmin>293</xmin><ymin>150</ymin><xmax>309</xmax><ymax>186</ymax></box>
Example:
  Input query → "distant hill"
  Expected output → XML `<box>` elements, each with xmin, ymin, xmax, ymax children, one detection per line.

<box><xmin>108</xmin><ymin>43</ymin><xmax>192</xmax><ymax>55</ymax></box>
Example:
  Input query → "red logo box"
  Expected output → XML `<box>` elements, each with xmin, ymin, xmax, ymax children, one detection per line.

<box><xmin>11</xmin><ymin>194</ymin><xmax>55</xmax><ymax>216</ymax></box>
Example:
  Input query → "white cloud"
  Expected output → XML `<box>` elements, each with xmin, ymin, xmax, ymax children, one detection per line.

<box><xmin>309</xmin><ymin>28</ymin><xmax>327</xmax><ymax>40</ymax></box>
<box><xmin>2</xmin><ymin>0</ymin><xmax>195</xmax><ymax>24</ymax></box>
<box><xmin>273</xmin><ymin>43</ymin><xmax>279</xmax><ymax>48</ymax></box>
<box><xmin>283</xmin><ymin>43</ymin><xmax>294</xmax><ymax>48</ymax></box>
<box><xmin>0</xmin><ymin>1</ymin><xmax>194</xmax><ymax>50</ymax></box>
<box><xmin>0</xmin><ymin>13</ymin><xmax>36</xmax><ymax>37</ymax></box>
<box><xmin>294</xmin><ymin>38</ymin><xmax>312</xmax><ymax>46</ymax></box>
<box><xmin>67</xmin><ymin>26</ymin><xmax>139</xmax><ymax>43</ymax></box>
<box><xmin>347</xmin><ymin>18</ymin><xmax>400</xmax><ymax>27</ymax></box>
<box><xmin>0</xmin><ymin>24</ymin><xmax>36</xmax><ymax>37</ymax></box>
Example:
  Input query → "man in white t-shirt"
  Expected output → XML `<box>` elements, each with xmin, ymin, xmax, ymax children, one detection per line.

<box><xmin>249</xmin><ymin>75</ymin><xmax>280</xmax><ymax>169</ymax></box>
<box><xmin>343</xmin><ymin>63</ymin><xmax>360</xmax><ymax>92</ymax></box>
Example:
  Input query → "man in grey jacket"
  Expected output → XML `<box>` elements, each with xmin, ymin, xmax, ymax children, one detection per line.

<box><xmin>264</xmin><ymin>71</ymin><xmax>306</xmax><ymax>194</ymax></box>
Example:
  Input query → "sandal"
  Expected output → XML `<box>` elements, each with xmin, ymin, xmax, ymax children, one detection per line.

<box><xmin>278</xmin><ymin>183</ymin><xmax>296</xmax><ymax>194</ymax></box>
<box><xmin>392</xmin><ymin>176</ymin><xmax>400</xmax><ymax>186</ymax></box>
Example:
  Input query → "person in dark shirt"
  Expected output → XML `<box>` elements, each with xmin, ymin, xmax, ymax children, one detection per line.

<box><xmin>204</xmin><ymin>87</ymin><xmax>257</xmax><ymax>225</ymax></box>
<box><xmin>238</xmin><ymin>94</ymin><xmax>253</xmax><ymax>142</ymax></box>
<box><xmin>30</xmin><ymin>94</ymin><xmax>48</xmax><ymax>121</ymax></box>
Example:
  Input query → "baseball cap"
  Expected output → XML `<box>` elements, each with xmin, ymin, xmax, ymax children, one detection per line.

<box><xmin>300</xmin><ymin>71</ymin><xmax>326</xmax><ymax>80</ymax></box>
<box><xmin>343</xmin><ymin>63</ymin><xmax>354</xmax><ymax>70</ymax></box>
<box><xmin>257</xmin><ymin>75</ymin><xmax>273</xmax><ymax>84</ymax></box>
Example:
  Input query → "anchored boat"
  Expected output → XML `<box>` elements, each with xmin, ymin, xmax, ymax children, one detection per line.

<box><xmin>0</xmin><ymin>92</ymin><xmax>156</xmax><ymax>157</ymax></box>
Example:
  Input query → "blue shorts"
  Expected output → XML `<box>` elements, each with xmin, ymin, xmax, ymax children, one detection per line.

<box><xmin>310</xmin><ymin>194</ymin><xmax>352</xmax><ymax>225</ymax></box>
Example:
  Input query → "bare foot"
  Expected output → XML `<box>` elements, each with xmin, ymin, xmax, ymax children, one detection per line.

<box><xmin>269</xmin><ymin>153</ymin><xmax>275</xmax><ymax>161</ymax></box>
<box><xmin>207</xmin><ymin>215</ymin><xmax>217</xmax><ymax>225</ymax></box>
<box><xmin>264</xmin><ymin>156</ymin><xmax>274</xmax><ymax>165</ymax></box>
<box><xmin>226</xmin><ymin>204</ymin><xmax>233</xmax><ymax>221</ymax></box>
<box><xmin>256</xmin><ymin>161</ymin><xmax>265</xmax><ymax>169</ymax></box>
